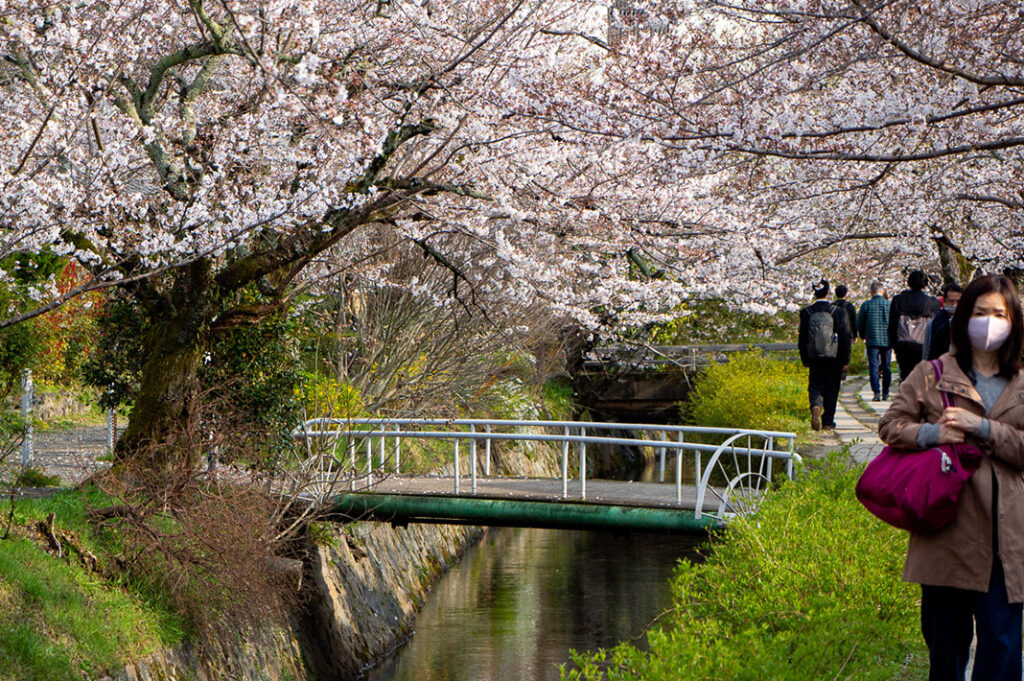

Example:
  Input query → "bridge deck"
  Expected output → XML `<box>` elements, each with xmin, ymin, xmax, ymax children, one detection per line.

<box><xmin>366</xmin><ymin>475</ymin><xmax>711</xmax><ymax>511</ymax></box>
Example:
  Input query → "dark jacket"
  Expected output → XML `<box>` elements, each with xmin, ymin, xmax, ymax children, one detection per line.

<box><xmin>887</xmin><ymin>289</ymin><xmax>940</xmax><ymax>347</ymax></box>
<box><xmin>923</xmin><ymin>310</ymin><xmax>953</xmax><ymax>360</ymax></box>
<box><xmin>836</xmin><ymin>298</ymin><xmax>857</xmax><ymax>340</ymax></box>
<box><xmin>878</xmin><ymin>354</ymin><xmax>1024</xmax><ymax>601</ymax></box>
<box><xmin>798</xmin><ymin>300</ymin><xmax>851</xmax><ymax>367</ymax></box>
<box><xmin>858</xmin><ymin>295</ymin><xmax>890</xmax><ymax>347</ymax></box>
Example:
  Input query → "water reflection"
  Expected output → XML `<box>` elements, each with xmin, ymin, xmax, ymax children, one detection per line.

<box><xmin>366</xmin><ymin>527</ymin><xmax>704</xmax><ymax>681</ymax></box>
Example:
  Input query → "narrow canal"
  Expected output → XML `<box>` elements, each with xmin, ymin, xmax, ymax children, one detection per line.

<box><xmin>366</xmin><ymin>526</ymin><xmax>704</xmax><ymax>681</ymax></box>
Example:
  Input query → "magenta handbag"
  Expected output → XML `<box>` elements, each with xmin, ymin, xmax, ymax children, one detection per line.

<box><xmin>855</xmin><ymin>360</ymin><xmax>982</xmax><ymax>533</ymax></box>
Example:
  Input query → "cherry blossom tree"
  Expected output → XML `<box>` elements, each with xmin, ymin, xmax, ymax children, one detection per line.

<box><xmin>6</xmin><ymin>0</ymin><xmax>1024</xmax><ymax>468</ymax></box>
<box><xmin>0</xmin><ymin>0</ymin><xmax>665</xmax><ymax>465</ymax></box>
<box><xmin>525</xmin><ymin>0</ymin><xmax>1024</xmax><ymax>294</ymax></box>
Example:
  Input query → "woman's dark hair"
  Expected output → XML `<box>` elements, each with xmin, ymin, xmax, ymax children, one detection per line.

<box><xmin>951</xmin><ymin>274</ymin><xmax>1023</xmax><ymax>378</ymax></box>
<box><xmin>835</xmin><ymin>284</ymin><xmax>848</xmax><ymax>299</ymax></box>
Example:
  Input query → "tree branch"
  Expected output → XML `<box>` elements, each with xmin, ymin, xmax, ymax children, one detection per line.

<box><xmin>850</xmin><ymin>0</ymin><xmax>1024</xmax><ymax>87</ymax></box>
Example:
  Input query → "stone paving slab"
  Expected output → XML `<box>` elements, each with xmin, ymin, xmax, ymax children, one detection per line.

<box><xmin>834</xmin><ymin>377</ymin><xmax>886</xmax><ymax>463</ymax></box>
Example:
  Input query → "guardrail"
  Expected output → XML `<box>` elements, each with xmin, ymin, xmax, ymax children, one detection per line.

<box><xmin>292</xmin><ymin>418</ymin><xmax>800</xmax><ymax>521</ymax></box>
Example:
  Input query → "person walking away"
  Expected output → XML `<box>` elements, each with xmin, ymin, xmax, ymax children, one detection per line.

<box><xmin>858</xmin><ymin>281</ymin><xmax>892</xmax><ymax>401</ymax></box>
<box><xmin>878</xmin><ymin>274</ymin><xmax>1024</xmax><ymax>681</ymax></box>
<box><xmin>923</xmin><ymin>283</ymin><xmax>963</xmax><ymax>360</ymax></box>
<box><xmin>888</xmin><ymin>270</ymin><xmax>941</xmax><ymax>382</ymax></box>
<box><xmin>835</xmin><ymin>285</ymin><xmax>858</xmax><ymax>342</ymax></box>
<box><xmin>799</xmin><ymin>280</ymin><xmax>851</xmax><ymax>430</ymax></box>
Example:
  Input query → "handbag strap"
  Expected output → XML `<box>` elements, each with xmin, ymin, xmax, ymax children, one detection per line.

<box><xmin>929</xmin><ymin>359</ymin><xmax>955</xmax><ymax>409</ymax></box>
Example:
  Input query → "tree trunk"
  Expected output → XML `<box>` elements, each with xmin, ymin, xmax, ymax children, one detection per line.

<box><xmin>116</xmin><ymin>317</ymin><xmax>208</xmax><ymax>470</ymax></box>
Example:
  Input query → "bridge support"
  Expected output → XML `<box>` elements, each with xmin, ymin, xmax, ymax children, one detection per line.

<box><xmin>326</xmin><ymin>493</ymin><xmax>722</xmax><ymax>534</ymax></box>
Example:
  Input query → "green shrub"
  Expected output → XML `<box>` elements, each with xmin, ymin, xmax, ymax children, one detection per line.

<box><xmin>14</xmin><ymin>467</ymin><xmax>61</xmax><ymax>488</ymax></box>
<box><xmin>563</xmin><ymin>454</ymin><xmax>927</xmax><ymax>681</ymax></box>
<box><xmin>684</xmin><ymin>351</ymin><xmax>808</xmax><ymax>436</ymax></box>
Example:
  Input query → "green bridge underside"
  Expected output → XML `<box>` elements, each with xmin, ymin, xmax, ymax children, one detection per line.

<box><xmin>327</xmin><ymin>493</ymin><xmax>722</xmax><ymax>534</ymax></box>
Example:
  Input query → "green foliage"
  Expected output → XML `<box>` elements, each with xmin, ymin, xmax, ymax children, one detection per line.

<box><xmin>307</xmin><ymin>521</ymin><xmax>340</xmax><ymax>548</ymax></box>
<box><xmin>650</xmin><ymin>299</ymin><xmax>797</xmax><ymax>345</ymax></box>
<box><xmin>84</xmin><ymin>289</ymin><xmax>306</xmax><ymax>458</ymax></box>
<box><xmin>484</xmin><ymin>377</ymin><xmax>543</xmax><ymax>420</ymax></box>
<box><xmin>684</xmin><ymin>351</ymin><xmax>809</xmax><ymax>436</ymax></box>
<box><xmin>14</xmin><ymin>467</ymin><xmax>61</xmax><ymax>488</ymax></box>
<box><xmin>0</xmin><ymin>489</ymin><xmax>184</xmax><ymax>681</ymax></box>
<box><xmin>81</xmin><ymin>294</ymin><xmax>149</xmax><ymax>409</ymax></box>
<box><xmin>563</xmin><ymin>454</ymin><xmax>927</xmax><ymax>681</ymax></box>
<box><xmin>300</xmin><ymin>372</ymin><xmax>365</xmax><ymax>419</ymax></box>
<box><xmin>201</xmin><ymin>308</ymin><xmax>305</xmax><ymax>459</ymax></box>
<box><xmin>0</xmin><ymin>284</ymin><xmax>40</xmax><ymax>400</ymax></box>
<box><xmin>541</xmin><ymin>378</ymin><xmax>575</xmax><ymax>420</ymax></box>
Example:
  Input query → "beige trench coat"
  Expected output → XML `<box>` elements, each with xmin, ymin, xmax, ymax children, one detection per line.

<box><xmin>877</xmin><ymin>353</ymin><xmax>1024</xmax><ymax>601</ymax></box>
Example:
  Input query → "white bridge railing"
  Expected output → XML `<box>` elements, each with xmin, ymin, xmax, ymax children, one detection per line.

<box><xmin>293</xmin><ymin>418</ymin><xmax>800</xmax><ymax>521</ymax></box>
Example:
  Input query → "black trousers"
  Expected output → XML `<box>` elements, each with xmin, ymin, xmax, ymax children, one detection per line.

<box><xmin>921</xmin><ymin>559</ymin><xmax>1023</xmax><ymax>681</ymax></box>
<box><xmin>895</xmin><ymin>341</ymin><xmax>924</xmax><ymax>382</ymax></box>
<box><xmin>807</xmin><ymin>359</ymin><xmax>843</xmax><ymax>428</ymax></box>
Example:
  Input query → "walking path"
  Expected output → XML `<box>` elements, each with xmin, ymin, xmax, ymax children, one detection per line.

<box><xmin>832</xmin><ymin>376</ymin><xmax>887</xmax><ymax>462</ymax></box>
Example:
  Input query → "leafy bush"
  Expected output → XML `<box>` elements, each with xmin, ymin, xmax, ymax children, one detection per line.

<box><xmin>0</xmin><ymin>284</ymin><xmax>40</xmax><ymax>400</ymax></box>
<box><xmin>300</xmin><ymin>372</ymin><xmax>365</xmax><ymax>419</ymax></box>
<box><xmin>14</xmin><ymin>466</ymin><xmax>61</xmax><ymax>488</ymax></box>
<box><xmin>684</xmin><ymin>351</ymin><xmax>809</xmax><ymax>435</ymax></box>
<box><xmin>564</xmin><ymin>454</ymin><xmax>927</xmax><ymax>681</ymax></box>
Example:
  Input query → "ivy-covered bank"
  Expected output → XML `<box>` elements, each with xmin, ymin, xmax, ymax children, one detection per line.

<box><xmin>563</xmin><ymin>454</ymin><xmax>929</xmax><ymax>681</ymax></box>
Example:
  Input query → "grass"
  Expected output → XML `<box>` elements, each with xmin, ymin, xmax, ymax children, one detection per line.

<box><xmin>563</xmin><ymin>452</ymin><xmax>929</xmax><ymax>681</ymax></box>
<box><xmin>0</xmin><ymin>488</ymin><xmax>185</xmax><ymax>681</ymax></box>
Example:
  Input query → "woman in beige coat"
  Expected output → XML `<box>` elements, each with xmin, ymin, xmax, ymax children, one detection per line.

<box><xmin>878</xmin><ymin>274</ymin><xmax>1024</xmax><ymax>681</ymax></box>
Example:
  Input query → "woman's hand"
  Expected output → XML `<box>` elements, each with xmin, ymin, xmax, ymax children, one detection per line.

<box><xmin>939</xmin><ymin>407</ymin><xmax>985</xmax><ymax>434</ymax></box>
<box><xmin>937</xmin><ymin>424</ymin><xmax>966</xmax><ymax>444</ymax></box>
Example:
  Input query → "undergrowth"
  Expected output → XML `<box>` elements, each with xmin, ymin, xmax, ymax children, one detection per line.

<box><xmin>0</xmin><ymin>488</ymin><xmax>185</xmax><ymax>681</ymax></box>
<box><xmin>563</xmin><ymin>453</ymin><xmax>927</xmax><ymax>681</ymax></box>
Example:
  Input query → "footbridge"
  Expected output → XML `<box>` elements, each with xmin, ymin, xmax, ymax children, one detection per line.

<box><xmin>292</xmin><ymin>419</ymin><xmax>800</xmax><ymax>534</ymax></box>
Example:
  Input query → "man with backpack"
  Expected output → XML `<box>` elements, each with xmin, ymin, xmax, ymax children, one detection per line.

<box><xmin>799</xmin><ymin>280</ymin><xmax>852</xmax><ymax>431</ymax></box>
<box><xmin>887</xmin><ymin>270</ymin><xmax>941</xmax><ymax>382</ymax></box>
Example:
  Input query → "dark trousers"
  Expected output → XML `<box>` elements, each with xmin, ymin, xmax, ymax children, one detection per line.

<box><xmin>895</xmin><ymin>341</ymin><xmax>924</xmax><ymax>382</ymax></box>
<box><xmin>921</xmin><ymin>560</ymin><xmax>1023</xmax><ymax>681</ymax></box>
<box><xmin>866</xmin><ymin>346</ymin><xmax>892</xmax><ymax>397</ymax></box>
<box><xmin>807</xmin><ymin>359</ymin><xmax>843</xmax><ymax>428</ymax></box>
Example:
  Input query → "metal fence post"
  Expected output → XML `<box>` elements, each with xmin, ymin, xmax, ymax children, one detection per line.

<box><xmin>453</xmin><ymin>439</ymin><xmax>460</xmax><ymax>495</ymax></box>
<box><xmin>677</xmin><ymin>431</ymin><xmax>684</xmax><ymax>506</ymax></box>
<box><xmin>349</xmin><ymin>439</ymin><xmax>356</xmax><ymax>491</ymax></box>
<box><xmin>365</xmin><ymin>436</ymin><xmax>373</xmax><ymax>488</ymax></box>
<box><xmin>579</xmin><ymin>426</ymin><xmax>587</xmax><ymax>500</ymax></box>
<box><xmin>561</xmin><ymin>426</ymin><xmax>569</xmax><ymax>499</ymax></box>
<box><xmin>379</xmin><ymin>430</ymin><xmax>386</xmax><ymax>468</ymax></box>
<box><xmin>394</xmin><ymin>424</ymin><xmax>401</xmax><ymax>475</ymax></box>
<box><xmin>20</xmin><ymin>369</ymin><xmax>33</xmax><ymax>466</ymax></box>
<box><xmin>484</xmin><ymin>424</ymin><xmax>491</xmax><ymax>476</ymax></box>
<box><xmin>470</xmin><ymin>425</ymin><xmax>477</xmax><ymax>494</ymax></box>
<box><xmin>659</xmin><ymin>430</ymin><xmax>667</xmax><ymax>482</ymax></box>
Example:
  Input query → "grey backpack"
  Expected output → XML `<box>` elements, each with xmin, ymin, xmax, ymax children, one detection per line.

<box><xmin>808</xmin><ymin>306</ymin><xmax>839</xmax><ymax>359</ymax></box>
<box><xmin>896</xmin><ymin>314</ymin><xmax>929</xmax><ymax>345</ymax></box>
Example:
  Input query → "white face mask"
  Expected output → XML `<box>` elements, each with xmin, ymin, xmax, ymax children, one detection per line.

<box><xmin>967</xmin><ymin>316</ymin><xmax>1011</xmax><ymax>352</ymax></box>
<box><xmin>944</xmin><ymin>304</ymin><xmax>957</xmax><ymax>315</ymax></box>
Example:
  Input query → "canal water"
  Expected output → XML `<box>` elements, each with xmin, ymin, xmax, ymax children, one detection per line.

<box><xmin>365</xmin><ymin>526</ymin><xmax>704</xmax><ymax>681</ymax></box>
